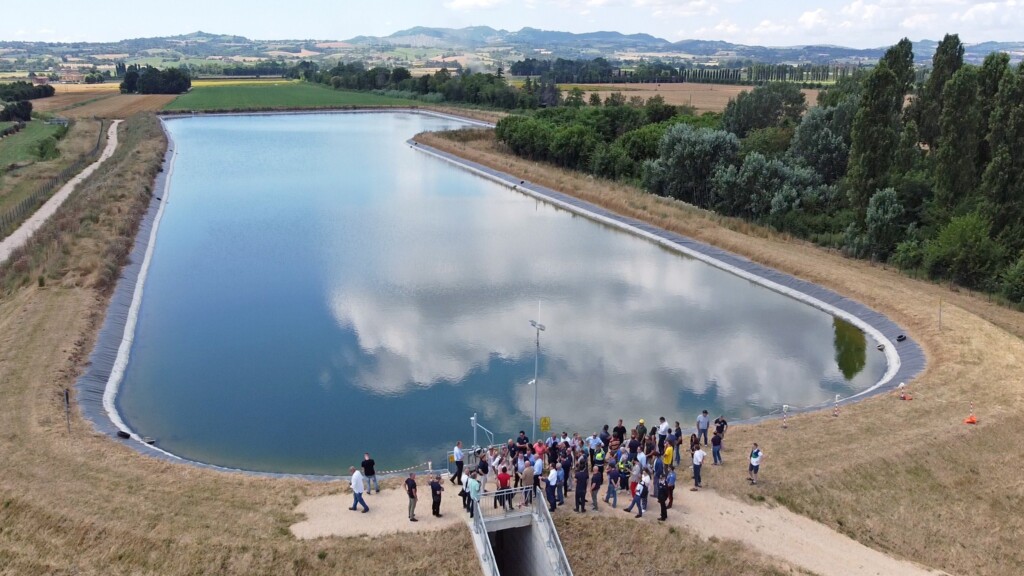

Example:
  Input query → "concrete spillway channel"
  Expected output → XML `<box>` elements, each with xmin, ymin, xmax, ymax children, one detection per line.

<box><xmin>469</xmin><ymin>487</ymin><xmax>573</xmax><ymax>576</ymax></box>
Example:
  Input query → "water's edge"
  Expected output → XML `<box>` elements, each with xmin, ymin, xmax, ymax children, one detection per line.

<box><xmin>75</xmin><ymin>110</ymin><xmax>925</xmax><ymax>481</ymax></box>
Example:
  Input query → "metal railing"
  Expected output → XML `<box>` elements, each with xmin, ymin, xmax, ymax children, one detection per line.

<box><xmin>478</xmin><ymin>486</ymin><xmax>536</xmax><ymax>520</ymax></box>
<box><xmin>534</xmin><ymin>491</ymin><xmax>574</xmax><ymax>576</ymax></box>
<box><xmin>472</xmin><ymin>499</ymin><xmax>501</xmax><ymax>576</ymax></box>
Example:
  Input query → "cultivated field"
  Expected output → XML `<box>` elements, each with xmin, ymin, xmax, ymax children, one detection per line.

<box><xmin>0</xmin><ymin>122</ymin><xmax>62</xmax><ymax>168</ymax></box>
<box><xmin>415</xmin><ymin>129</ymin><xmax>1024</xmax><ymax>576</ymax></box>
<box><xmin>29</xmin><ymin>83</ymin><xmax>121</xmax><ymax>114</ymax></box>
<box><xmin>561</xmin><ymin>82</ymin><xmax>820</xmax><ymax>113</ymax></box>
<box><xmin>64</xmin><ymin>94</ymin><xmax>178</xmax><ymax>118</ymax></box>
<box><xmin>164</xmin><ymin>81</ymin><xmax>420</xmax><ymax>111</ymax></box>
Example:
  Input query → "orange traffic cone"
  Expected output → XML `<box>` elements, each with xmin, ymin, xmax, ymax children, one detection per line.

<box><xmin>964</xmin><ymin>401</ymin><xmax>977</xmax><ymax>424</ymax></box>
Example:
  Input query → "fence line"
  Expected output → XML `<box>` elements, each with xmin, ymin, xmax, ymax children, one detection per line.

<box><xmin>0</xmin><ymin>121</ymin><xmax>106</xmax><ymax>240</ymax></box>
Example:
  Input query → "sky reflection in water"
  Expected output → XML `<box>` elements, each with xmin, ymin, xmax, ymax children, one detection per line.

<box><xmin>117</xmin><ymin>113</ymin><xmax>885</xmax><ymax>475</ymax></box>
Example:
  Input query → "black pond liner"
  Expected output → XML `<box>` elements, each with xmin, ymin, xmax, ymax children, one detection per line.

<box><xmin>74</xmin><ymin>112</ymin><xmax>925</xmax><ymax>481</ymax></box>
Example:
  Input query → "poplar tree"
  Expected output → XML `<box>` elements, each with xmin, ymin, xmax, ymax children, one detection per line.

<box><xmin>980</xmin><ymin>63</ymin><xmax>1024</xmax><ymax>252</ymax></box>
<box><xmin>846</xmin><ymin>62</ymin><xmax>901</xmax><ymax>215</ymax></box>
<box><xmin>933</xmin><ymin>65</ymin><xmax>981</xmax><ymax>221</ymax></box>
<box><xmin>913</xmin><ymin>34</ymin><xmax>964</xmax><ymax>148</ymax></box>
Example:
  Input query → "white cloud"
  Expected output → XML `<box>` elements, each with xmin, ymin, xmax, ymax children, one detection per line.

<box><xmin>799</xmin><ymin>9</ymin><xmax>829</xmax><ymax>29</ymax></box>
<box><xmin>444</xmin><ymin>0</ymin><xmax>506</xmax><ymax>9</ymax></box>
<box><xmin>753</xmin><ymin>19</ymin><xmax>792</xmax><ymax>35</ymax></box>
<box><xmin>841</xmin><ymin>0</ymin><xmax>883</xmax><ymax>21</ymax></box>
<box><xmin>900</xmin><ymin>12</ymin><xmax>936</xmax><ymax>29</ymax></box>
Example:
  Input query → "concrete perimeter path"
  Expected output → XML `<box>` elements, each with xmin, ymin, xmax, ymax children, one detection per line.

<box><xmin>291</xmin><ymin>482</ymin><xmax>949</xmax><ymax>576</ymax></box>
<box><xmin>0</xmin><ymin>119</ymin><xmax>123</xmax><ymax>265</ymax></box>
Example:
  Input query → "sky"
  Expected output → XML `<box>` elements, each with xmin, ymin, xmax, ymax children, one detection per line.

<box><xmin>3</xmin><ymin>0</ymin><xmax>1023</xmax><ymax>48</ymax></box>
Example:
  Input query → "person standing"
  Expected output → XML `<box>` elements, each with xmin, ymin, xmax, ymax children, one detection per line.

<box><xmin>361</xmin><ymin>452</ymin><xmax>379</xmax><ymax>494</ymax></box>
<box><xmin>673</xmin><ymin>421</ymin><xmax>683</xmax><ymax>467</ymax></box>
<box><xmin>612</xmin><ymin>419</ymin><xmax>627</xmax><ymax>444</ymax></box>
<box><xmin>348</xmin><ymin>466</ymin><xmax>369</xmax><ymax>513</ymax></box>
<box><xmin>522</xmin><ymin>461</ymin><xmax>535</xmax><ymax>506</ymax></box>
<box><xmin>574</xmin><ymin>466</ymin><xmax>589</xmax><ymax>513</ymax></box>
<box><xmin>555</xmin><ymin>462</ymin><xmax>566</xmax><ymax>506</ymax></box>
<box><xmin>715</xmin><ymin>415</ymin><xmax>729</xmax><ymax>440</ymax></box>
<box><xmin>545</xmin><ymin>466</ymin><xmax>558</xmax><ymax>513</ymax></box>
<box><xmin>657</xmin><ymin>417</ymin><xmax>670</xmax><ymax>451</ymax></box>
<box><xmin>532</xmin><ymin>455</ymin><xmax>544</xmax><ymax>495</ymax></box>
<box><xmin>629</xmin><ymin>460</ymin><xmax>642</xmax><ymax>497</ymax></box>
<box><xmin>692</xmin><ymin>444</ymin><xmax>706</xmax><ymax>491</ymax></box>
<box><xmin>749</xmin><ymin>443</ymin><xmax>764</xmax><ymax>485</ymax></box>
<box><xmin>640</xmin><ymin>469</ymin><xmax>652</xmax><ymax>512</ymax></box>
<box><xmin>468</xmin><ymin>471</ymin><xmax>482</xmax><ymax>517</ymax></box>
<box><xmin>636</xmin><ymin>419</ymin><xmax>648</xmax><ymax>443</ymax></box>
<box><xmin>665</xmin><ymin>465</ymin><xmax>676</xmax><ymax>509</ymax></box>
<box><xmin>495</xmin><ymin>466</ymin><xmax>512</xmax><ymax>510</ymax></box>
<box><xmin>589</xmin><ymin>465</ymin><xmax>603</xmax><ymax>511</ymax></box>
<box><xmin>711</xmin><ymin>430</ymin><xmax>723</xmax><ymax>465</ymax></box>
<box><xmin>604</xmin><ymin>463</ymin><xmax>619</xmax><ymax>508</ymax></box>
<box><xmin>657</xmin><ymin>474</ymin><xmax>669</xmax><ymax>521</ymax></box>
<box><xmin>429</xmin><ymin>474</ymin><xmax>444</xmax><ymax>517</ymax></box>
<box><xmin>452</xmin><ymin>441</ymin><xmax>464</xmax><ymax>486</ymax></box>
<box><xmin>405</xmin><ymin>472</ymin><xmax>419</xmax><ymax>522</ymax></box>
<box><xmin>696</xmin><ymin>410</ymin><xmax>710</xmax><ymax>446</ymax></box>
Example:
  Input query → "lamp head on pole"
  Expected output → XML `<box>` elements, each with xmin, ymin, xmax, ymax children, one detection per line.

<box><xmin>530</xmin><ymin>320</ymin><xmax>545</xmax><ymax>331</ymax></box>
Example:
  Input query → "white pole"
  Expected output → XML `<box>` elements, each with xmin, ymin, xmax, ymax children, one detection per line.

<box><xmin>530</xmin><ymin>302</ymin><xmax>545</xmax><ymax>442</ymax></box>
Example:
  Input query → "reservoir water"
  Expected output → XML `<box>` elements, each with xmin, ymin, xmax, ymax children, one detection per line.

<box><xmin>118</xmin><ymin>112</ymin><xmax>886</xmax><ymax>475</ymax></box>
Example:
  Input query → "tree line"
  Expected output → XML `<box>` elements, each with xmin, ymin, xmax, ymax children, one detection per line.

<box><xmin>119</xmin><ymin>65</ymin><xmax>191</xmax><ymax>94</ymax></box>
<box><xmin>0</xmin><ymin>81</ymin><xmax>55</xmax><ymax>101</ymax></box>
<box><xmin>496</xmin><ymin>35</ymin><xmax>1024</xmax><ymax>304</ymax></box>
<box><xmin>509</xmin><ymin>57</ymin><xmax>863</xmax><ymax>87</ymax></box>
<box><xmin>289</xmin><ymin>60</ymin><xmax>560</xmax><ymax>109</ymax></box>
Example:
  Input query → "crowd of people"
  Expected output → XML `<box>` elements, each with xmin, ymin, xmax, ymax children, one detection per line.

<box><xmin>345</xmin><ymin>411</ymin><xmax>766</xmax><ymax>524</ymax></box>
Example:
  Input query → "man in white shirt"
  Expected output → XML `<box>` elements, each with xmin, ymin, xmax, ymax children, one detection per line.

<box><xmin>452</xmin><ymin>441</ymin><xmax>464</xmax><ymax>485</ymax></box>
<box><xmin>696</xmin><ymin>410</ymin><xmax>710</xmax><ymax>446</ymax></box>
<box><xmin>657</xmin><ymin>417</ymin><xmax>670</xmax><ymax>451</ymax></box>
<box><xmin>692</xmin><ymin>445</ymin><xmax>707</xmax><ymax>490</ymax></box>
<box><xmin>348</xmin><ymin>466</ymin><xmax>369</xmax><ymax>513</ymax></box>
<box><xmin>545</xmin><ymin>466</ymin><xmax>559</xmax><ymax>512</ymax></box>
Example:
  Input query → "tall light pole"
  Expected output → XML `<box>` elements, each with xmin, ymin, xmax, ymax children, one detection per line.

<box><xmin>530</xmin><ymin>318</ymin><xmax>545</xmax><ymax>441</ymax></box>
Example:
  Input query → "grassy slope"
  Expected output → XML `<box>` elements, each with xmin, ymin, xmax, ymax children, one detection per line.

<box><xmin>0</xmin><ymin>121</ymin><xmax>60</xmax><ymax>167</ymax></box>
<box><xmin>164</xmin><ymin>82</ymin><xmax>420</xmax><ymax>111</ymax></box>
<box><xmin>415</xmin><ymin>130</ymin><xmax>1024</xmax><ymax>576</ymax></box>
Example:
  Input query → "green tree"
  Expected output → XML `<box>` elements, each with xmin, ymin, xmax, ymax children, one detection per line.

<box><xmin>924</xmin><ymin>211</ymin><xmax>1003</xmax><ymax>288</ymax></box>
<box><xmin>642</xmin><ymin>124</ymin><xmax>739</xmax><ymax>207</ymax></box>
<box><xmin>722</xmin><ymin>82</ymin><xmax>806</xmax><ymax>138</ymax></box>
<box><xmin>739</xmin><ymin>126</ymin><xmax>794</xmax><ymax>160</ymax></box>
<box><xmin>588</xmin><ymin>92</ymin><xmax>602</xmax><ymax>106</ymax></box>
<box><xmin>881</xmin><ymin>37</ymin><xmax>915</xmax><ymax>96</ymax></box>
<box><xmin>932</xmin><ymin>65</ymin><xmax>981</xmax><ymax>221</ymax></box>
<box><xmin>979</xmin><ymin>62</ymin><xmax>1024</xmax><ymax>253</ymax></box>
<box><xmin>865</xmin><ymin>188</ymin><xmax>905</xmax><ymax>260</ymax></box>
<box><xmin>790</xmin><ymin>96</ymin><xmax>858</xmax><ymax>185</ymax></box>
<box><xmin>976</xmin><ymin>52</ymin><xmax>1011</xmax><ymax>168</ymax></box>
<box><xmin>565</xmin><ymin>87</ymin><xmax>585</xmax><ymax>108</ymax></box>
<box><xmin>912</xmin><ymin>33</ymin><xmax>964</xmax><ymax>148</ymax></box>
<box><xmin>846</xmin><ymin>62</ymin><xmax>901</xmax><ymax>215</ymax></box>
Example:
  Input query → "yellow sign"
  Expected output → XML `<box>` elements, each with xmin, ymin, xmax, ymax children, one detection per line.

<box><xmin>539</xmin><ymin>416</ymin><xmax>551</xmax><ymax>432</ymax></box>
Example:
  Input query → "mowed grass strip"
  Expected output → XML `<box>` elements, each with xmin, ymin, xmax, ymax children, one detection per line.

<box><xmin>164</xmin><ymin>81</ymin><xmax>420</xmax><ymax>111</ymax></box>
<box><xmin>0</xmin><ymin>121</ymin><xmax>61</xmax><ymax>167</ymax></box>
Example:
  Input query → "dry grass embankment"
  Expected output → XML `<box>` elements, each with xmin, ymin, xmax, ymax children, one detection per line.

<box><xmin>415</xmin><ymin>130</ymin><xmax>1024</xmax><ymax>576</ymax></box>
<box><xmin>1</xmin><ymin>118</ymin><xmax>104</xmax><ymax>232</ymax></box>
<box><xmin>0</xmin><ymin>114</ymin><xmax>482</xmax><ymax>575</ymax></box>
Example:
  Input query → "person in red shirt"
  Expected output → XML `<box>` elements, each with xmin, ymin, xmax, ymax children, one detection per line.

<box><xmin>495</xmin><ymin>466</ymin><xmax>513</xmax><ymax>510</ymax></box>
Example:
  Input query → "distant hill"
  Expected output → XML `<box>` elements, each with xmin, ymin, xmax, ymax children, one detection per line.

<box><xmin>345</xmin><ymin>26</ymin><xmax>1024</xmax><ymax>65</ymax></box>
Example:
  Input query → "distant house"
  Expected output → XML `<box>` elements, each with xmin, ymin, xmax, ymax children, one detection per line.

<box><xmin>31</xmin><ymin>76</ymin><xmax>49</xmax><ymax>86</ymax></box>
<box><xmin>60</xmin><ymin>70</ymin><xmax>85</xmax><ymax>83</ymax></box>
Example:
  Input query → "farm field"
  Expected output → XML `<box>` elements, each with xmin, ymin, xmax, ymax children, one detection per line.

<box><xmin>66</xmin><ymin>94</ymin><xmax>178</xmax><ymax>118</ymax></box>
<box><xmin>30</xmin><ymin>83</ymin><xmax>121</xmax><ymax>114</ymax></box>
<box><xmin>0</xmin><ymin>121</ymin><xmax>62</xmax><ymax>168</ymax></box>
<box><xmin>164</xmin><ymin>81</ymin><xmax>420</xmax><ymax>111</ymax></box>
<box><xmin>560</xmin><ymin>82</ymin><xmax>820</xmax><ymax>112</ymax></box>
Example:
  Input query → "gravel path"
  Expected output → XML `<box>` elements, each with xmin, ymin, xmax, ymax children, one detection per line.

<box><xmin>0</xmin><ymin>119</ymin><xmax>122</xmax><ymax>265</ymax></box>
<box><xmin>292</xmin><ymin>482</ymin><xmax>949</xmax><ymax>576</ymax></box>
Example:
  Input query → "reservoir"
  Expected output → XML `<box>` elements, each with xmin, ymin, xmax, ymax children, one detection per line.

<box><xmin>117</xmin><ymin>112</ymin><xmax>886</xmax><ymax>475</ymax></box>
